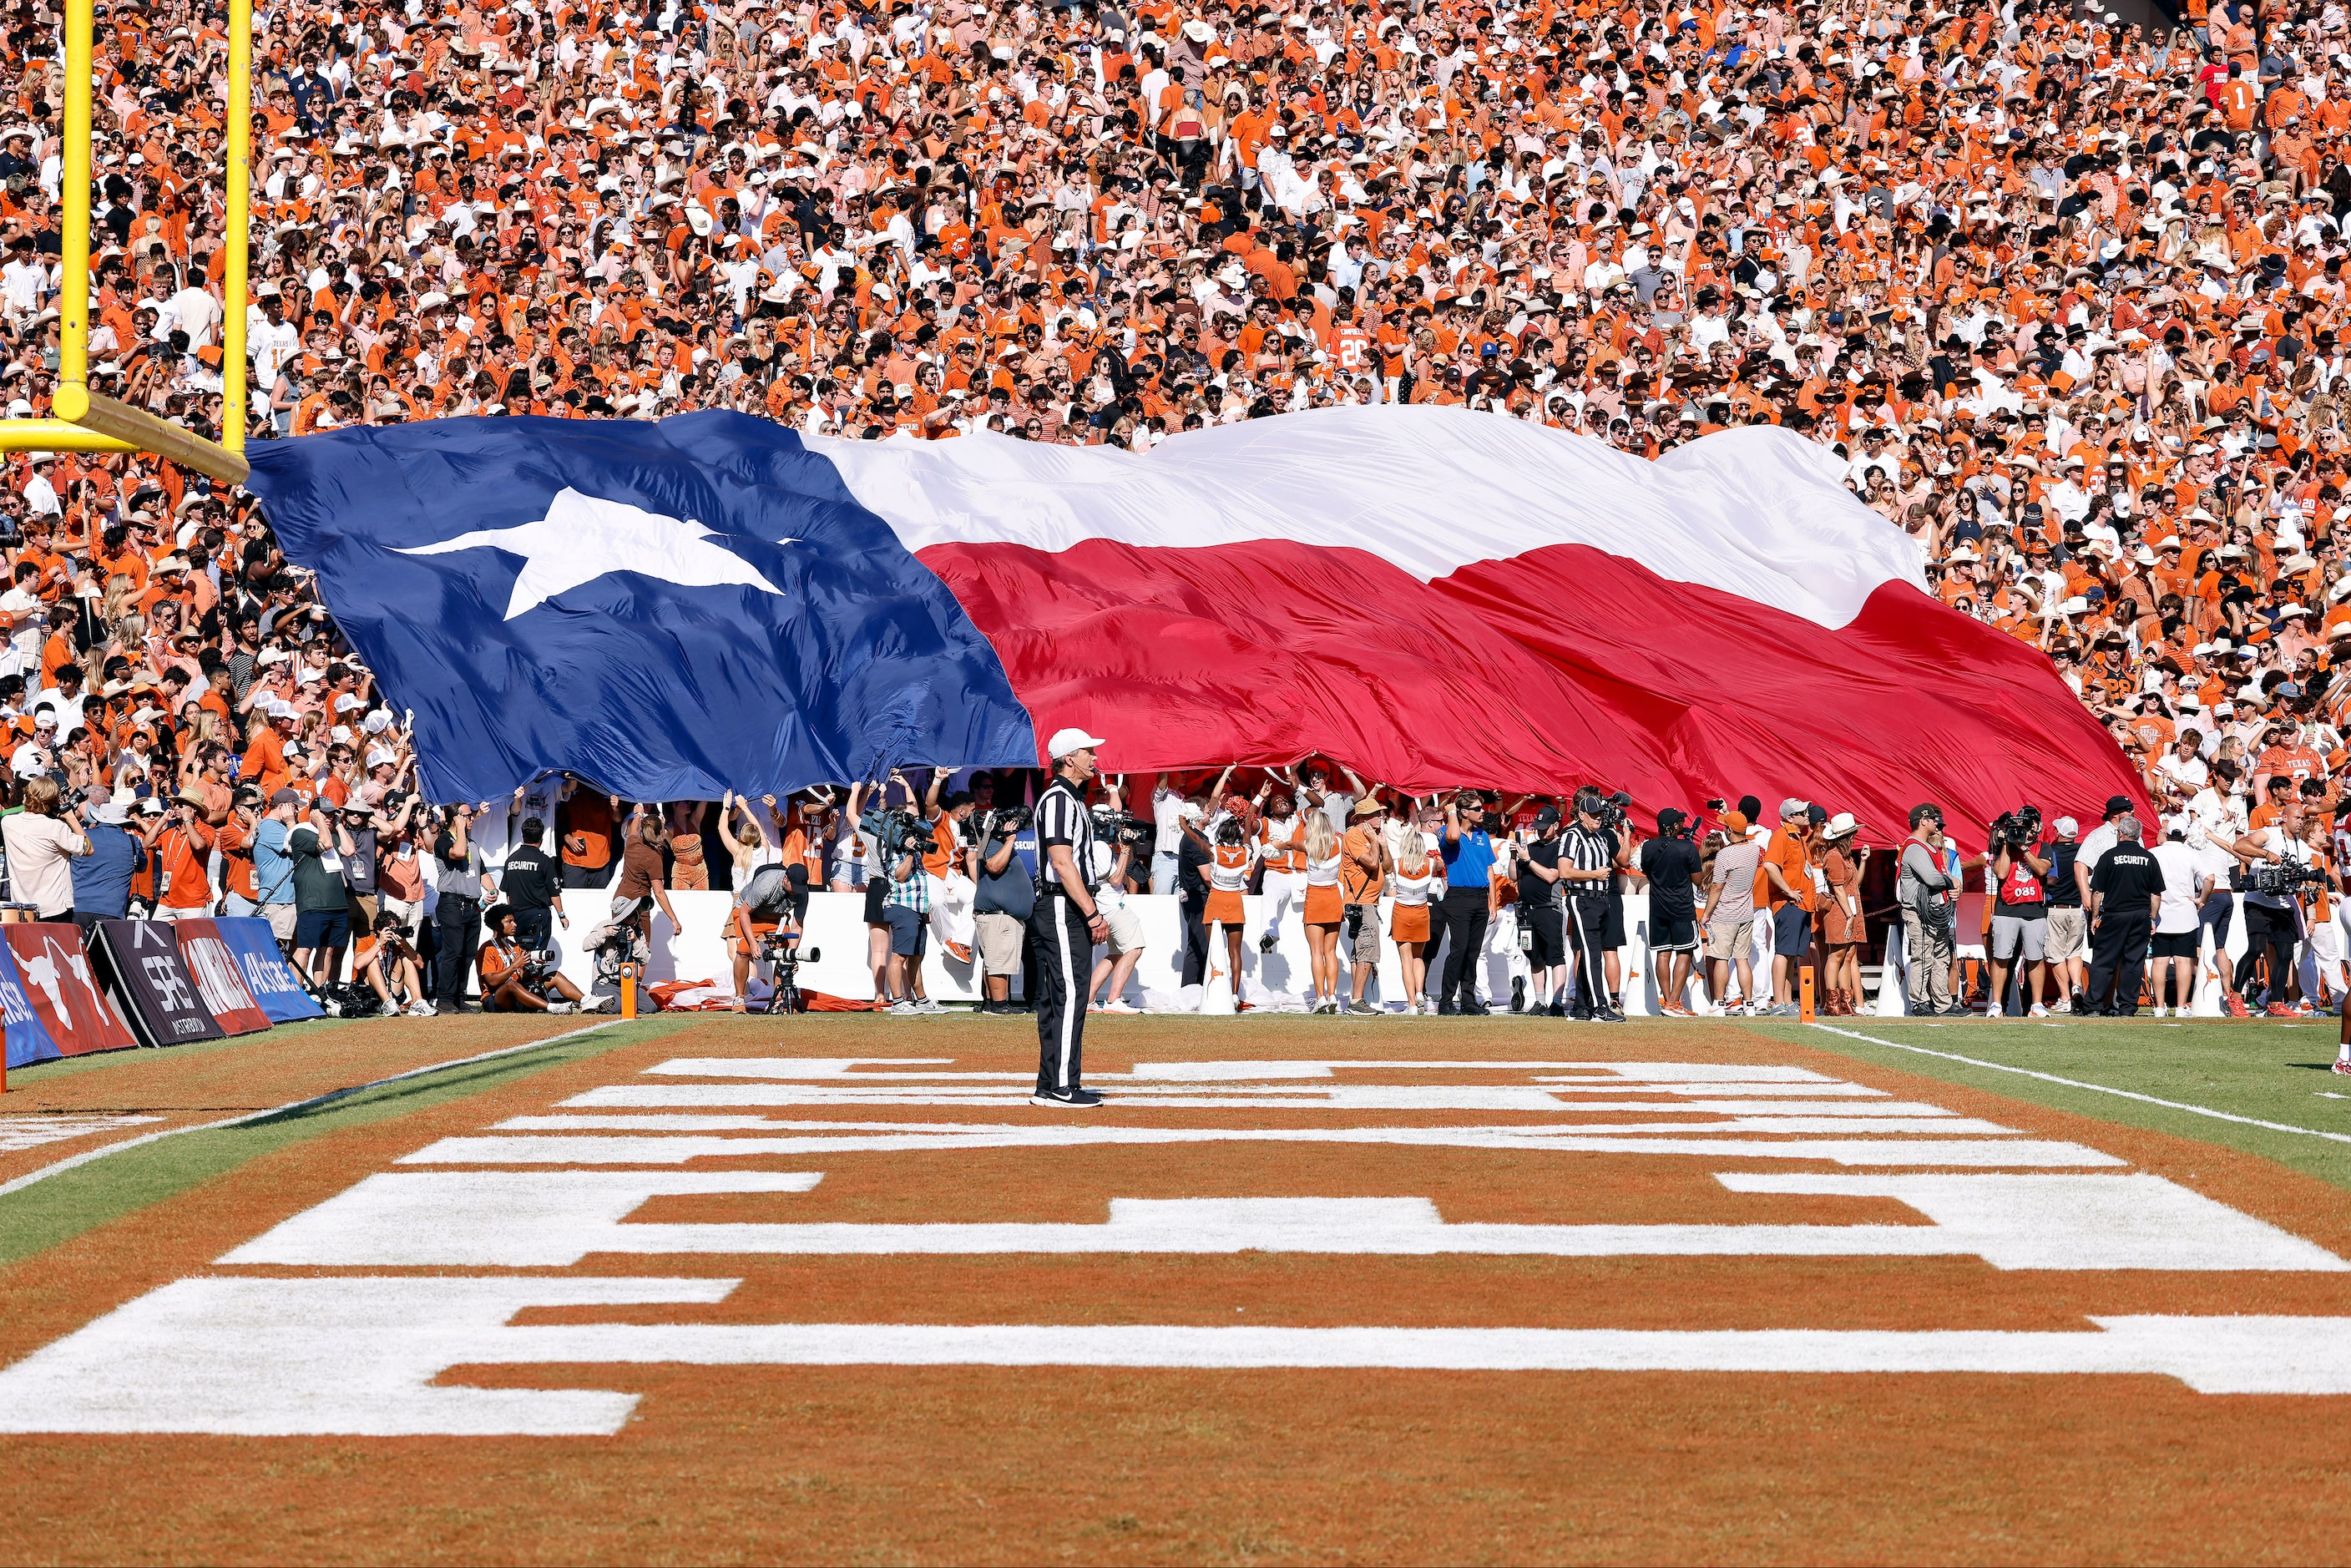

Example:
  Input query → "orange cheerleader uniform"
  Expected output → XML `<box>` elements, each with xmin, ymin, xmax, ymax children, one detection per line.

<box><xmin>1204</xmin><ymin>842</ymin><xmax>1253</xmax><ymax>925</ymax></box>
<box><xmin>1302</xmin><ymin>849</ymin><xmax>1344</xmax><ymax>925</ymax></box>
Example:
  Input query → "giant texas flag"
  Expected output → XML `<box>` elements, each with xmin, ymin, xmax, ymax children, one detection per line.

<box><xmin>243</xmin><ymin>405</ymin><xmax>2142</xmax><ymax>845</ymax></box>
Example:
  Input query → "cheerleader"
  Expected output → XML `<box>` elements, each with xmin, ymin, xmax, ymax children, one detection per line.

<box><xmin>1203</xmin><ymin>815</ymin><xmax>1258</xmax><ymax>1011</ymax></box>
<box><xmin>1300</xmin><ymin>814</ymin><xmax>1346</xmax><ymax>1013</ymax></box>
<box><xmin>1391</xmin><ymin>834</ymin><xmax>1443</xmax><ymax>1014</ymax></box>
<box><xmin>1256</xmin><ymin>782</ymin><xmax>1308</xmax><ymax>954</ymax></box>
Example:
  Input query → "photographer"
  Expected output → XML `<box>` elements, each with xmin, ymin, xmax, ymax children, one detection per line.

<box><xmin>1560</xmin><ymin>790</ymin><xmax>1623</xmax><ymax>1022</ymax></box>
<box><xmin>1032</xmin><ymin>729</ymin><xmax>1110</xmax><ymax>1107</ymax></box>
<box><xmin>972</xmin><ymin>802</ymin><xmax>1035</xmax><ymax>1017</ymax></box>
<box><xmin>879</xmin><ymin>800</ymin><xmax>935</xmax><ymax>1015</ymax></box>
<box><xmin>432</xmin><ymin>802</ymin><xmax>498</xmax><ymax>1014</ymax></box>
<box><xmin>2086</xmin><ymin>814</ymin><xmax>2164</xmax><ymax>1017</ymax></box>
<box><xmin>1897</xmin><ymin>805</ymin><xmax>1962</xmax><ymax>1016</ymax></box>
<box><xmin>1084</xmin><ymin>780</ymin><xmax>1149</xmax><ymax>1014</ymax></box>
<box><xmin>2227</xmin><ymin>799</ymin><xmax>2313</xmax><ymax>1013</ymax></box>
<box><xmin>727</xmin><ymin>859</ymin><xmax>810</xmax><ymax>1013</ymax></box>
<box><xmin>477</xmin><ymin>904</ymin><xmax>583</xmax><ymax>1014</ymax></box>
<box><xmin>354</xmin><ymin>909</ymin><xmax>433</xmax><ymax>1018</ymax></box>
<box><xmin>1987</xmin><ymin>807</ymin><xmax>2053</xmax><ymax>1018</ymax></box>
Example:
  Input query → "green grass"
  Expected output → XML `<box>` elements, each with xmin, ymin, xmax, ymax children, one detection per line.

<box><xmin>4</xmin><ymin>1016</ymin><xmax>349</xmax><ymax>1084</ymax></box>
<box><xmin>0</xmin><ymin>1017</ymin><xmax>689</xmax><ymax>1268</ymax></box>
<box><xmin>1749</xmin><ymin>1016</ymin><xmax>2351</xmax><ymax>1191</ymax></box>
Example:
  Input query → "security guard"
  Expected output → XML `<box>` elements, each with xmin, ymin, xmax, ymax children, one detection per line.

<box><xmin>1032</xmin><ymin>728</ymin><xmax>1109</xmax><ymax>1106</ymax></box>
<box><xmin>2085</xmin><ymin>812</ymin><xmax>2164</xmax><ymax>1017</ymax></box>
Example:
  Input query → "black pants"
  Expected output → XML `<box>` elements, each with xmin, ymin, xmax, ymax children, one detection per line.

<box><xmin>1179</xmin><ymin>900</ymin><xmax>1211</xmax><ymax>988</ymax></box>
<box><xmin>1030</xmin><ymin>896</ymin><xmax>1091</xmax><ymax>1092</ymax></box>
<box><xmin>1435</xmin><ymin>886</ymin><xmax>1489</xmax><ymax>1004</ymax></box>
<box><xmin>2086</xmin><ymin>913</ymin><xmax>2151</xmax><ymax>1016</ymax></box>
<box><xmin>560</xmin><ymin>860</ymin><xmax>613</xmax><ymax>890</ymax></box>
<box><xmin>435</xmin><ymin>893</ymin><xmax>482</xmax><ymax>1005</ymax></box>
<box><xmin>2235</xmin><ymin>901</ymin><xmax>2300</xmax><ymax>1002</ymax></box>
<box><xmin>512</xmin><ymin>906</ymin><xmax>554</xmax><ymax>954</ymax></box>
<box><xmin>1565</xmin><ymin>895</ymin><xmax>1614</xmax><ymax>1013</ymax></box>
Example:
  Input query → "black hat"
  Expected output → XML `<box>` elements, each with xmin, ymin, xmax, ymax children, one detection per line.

<box><xmin>1656</xmin><ymin>807</ymin><xmax>1686</xmax><ymax>832</ymax></box>
<box><xmin>1534</xmin><ymin>805</ymin><xmax>1562</xmax><ymax>830</ymax></box>
<box><xmin>2103</xmin><ymin>795</ymin><xmax>2131</xmax><ymax>818</ymax></box>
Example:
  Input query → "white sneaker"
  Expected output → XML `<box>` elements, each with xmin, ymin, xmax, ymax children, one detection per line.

<box><xmin>548</xmin><ymin>1001</ymin><xmax>576</xmax><ymax>1015</ymax></box>
<box><xmin>2028</xmin><ymin>1004</ymin><xmax>2049</xmax><ymax>1018</ymax></box>
<box><xmin>889</xmin><ymin>999</ymin><xmax>919</xmax><ymax>1016</ymax></box>
<box><xmin>407</xmin><ymin>999</ymin><xmax>434</xmax><ymax>1018</ymax></box>
<box><xmin>1102</xmin><ymin>999</ymin><xmax>1140</xmax><ymax>1014</ymax></box>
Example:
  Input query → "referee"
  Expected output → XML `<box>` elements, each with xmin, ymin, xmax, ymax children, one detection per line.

<box><xmin>1560</xmin><ymin>790</ymin><xmax>1623</xmax><ymax>1022</ymax></box>
<box><xmin>1032</xmin><ymin>728</ymin><xmax>1110</xmax><ymax>1106</ymax></box>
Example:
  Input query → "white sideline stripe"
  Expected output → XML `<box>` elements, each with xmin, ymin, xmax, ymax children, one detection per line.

<box><xmin>564</xmin><ymin>1083</ymin><xmax>1887</xmax><ymax>1109</ymax></box>
<box><xmin>0</xmin><ymin>1115</ymin><xmax>162</xmax><ymax>1153</ymax></box>
<box><xmin>649</xmin><ymin>1058</ymin><xmax>1839</xmax><ymax>1083</ymax></box>
<box><xmin>397</xmin><ymin>1128</ymin><xmax>2123</xmax><ymax>1167</ymax></box>
<box><xmin>2</xmin><ymin>1277</ymin><xmax>2348</xmax><ymax>1434</ymax></box>
<box><xmin>0</xmin><ymin>1020</ymin><xmax>622</xmax><ymax>1201</ymax></box>
<box><xmin>1807</xmin><ymin>1024</ymin><xmax>2351</xmax><ymax>1147</ymax></box>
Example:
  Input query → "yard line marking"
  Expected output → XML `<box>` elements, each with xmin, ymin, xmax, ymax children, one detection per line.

<box><xmin>4</xmin><ymin>1278</ymin><xmax>2351</xmax><ymax>1434</ymax></box>
<box><xmin>1807</xmin><ymin>1024</ymin><xmax>2351</xmax><ymax>1146</ymax></box>
<box><xmin>0</xmin><ymin>1021</ymin><xmax>622</xmax><ymax>1201</ymax></box>
<box><xmin>0</xmin><ymin>1115</ymin><xmax>162</xmax><ymax>1153</ymax></box>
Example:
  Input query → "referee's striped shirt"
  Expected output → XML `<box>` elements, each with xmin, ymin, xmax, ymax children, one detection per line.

<box><xmin>1559</xmin><ymin>822</ymin><xmax>1613</xmax><ymax>894</ymax></box>
<box><xmin>1036</xmin><ymin>777</ymin><xmax>1098</xmax><ymax>895</ymax></box>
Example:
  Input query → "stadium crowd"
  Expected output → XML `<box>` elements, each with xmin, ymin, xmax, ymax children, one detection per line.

<box><xmin>3</xmin><ymin>0</ymin><xmax>2351</xmax><ymax>1024</ymax></box>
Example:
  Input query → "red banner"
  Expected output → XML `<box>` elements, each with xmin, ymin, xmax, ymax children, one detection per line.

<box><xmin>170</xmin><ymin>920</ymin><xmax>273</xmax><ymax>1037</ymax></box>
<box><xmin>2</xmin><ymin>923</ymin><xmax>137</xmax><ymax>1055</ymax></box>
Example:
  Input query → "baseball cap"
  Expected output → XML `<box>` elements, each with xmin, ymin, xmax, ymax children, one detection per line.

<box><xmin>1656</xmin><ymin>807</ymin><xmax>1686</xmax><ymax>832</ymax></box>
<box><xmin>1720</xmin><ymin>810</ymin><xmax>1750</xmax><ymax>834</ymax></box>
<box><xmin>269</xmin><ymin>788</ymin><xmax>300</xmax><ymax>806</ymax></box>
<box><xmin>2103</xmin><ymin>795</ymin><xmax>2131</xmax><ymax>818</ymax></box>
<box><xmin>1045</xmin><ymin>727</ymin><xmax>1107</xmax><ymax>760</ymax></box>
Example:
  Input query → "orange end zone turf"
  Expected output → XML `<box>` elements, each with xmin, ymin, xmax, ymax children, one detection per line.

<box><xmin>1</xmin><ymin>1014</ymin><xmax>2348</xmax><ymax>1565</ymax></box>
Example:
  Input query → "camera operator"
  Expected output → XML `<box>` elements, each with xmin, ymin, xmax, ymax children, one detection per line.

<box><xmin>1436</xmin><ymin>791</ymin><xmax>1500</xmax><ymax>1014</ymax></box>
<box><xmin>727</xmin><ymin>857</ymin><xmax>810</xmax><ymax>1011</ymax></box>
<box><xmin>1033</xmin><ymin>729</ymin><xmax>1110</xmax><ymax>1106</ymax></box>
<box><xmin>477</xmin><ymin>904</ymin><xmax>583</xmax><ymax>1014</ymax></box>
<box><xmin>1084</xmin><ymin>780</ymin><xmax>1149</xmax><ymax>1014</ymax></box>
<box><xmin>2086</xmin><ymin>814</ymin><xmax>2164</xmax><ymax>1017</ymax></box>
<box><xmin>1560</xmin><ymin>790</ymin><xmax>1623</xmax><ymax>1022</ymax></box>
<box><xmin>1897</xmin><ymin>805</ymin><xmax>1962</xmax><ymax>1016</ymax></box>
<box><xmin>432</xmin><ymin>802</ymin><xmax>498</xmax><ymax>1014</ymax></box>
<box><xmin>354</xmin><ymin>909</ymin><xmax>432</xmax><ymax>1017</ymax></box>
<box><xmin>973</xmin><ymin>802</ymin><xmax>1036</xmax><ymax>1016</ymax></box>
<box><xmin>2227</xmin><ymin>797</ymin><xmax>2313</xmax><ymax>1013</ymax></box>
<box><xmin>1987</xmin><ymin>808</ymin><xmax>2053</xmax><ymax>1017</ymax></box>
<box><xmin>878</xmin><ymin>802</ymin><xmax>935</xmax><ymax>1015</ymax></box>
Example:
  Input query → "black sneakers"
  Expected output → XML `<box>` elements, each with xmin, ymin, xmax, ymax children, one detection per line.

<box><xmin>1546</xmin><ymin>998</ymin><xmax>1567</xmax><ymax>1019</ymax></box>
<box><xmin>1510</xmin><ymin>978</ymin><xmax>1527</xmax><ymax>1013</ymax></box>
<box><xmin>1031</xmin><ymin>1087</ymin><xmax>1105</xmax><ymax>1108</ymax></box>
<box><xmin>1457</xmin><ymin>997</ymin><xmax>1492</xmax><ymax>1016</ymax></box>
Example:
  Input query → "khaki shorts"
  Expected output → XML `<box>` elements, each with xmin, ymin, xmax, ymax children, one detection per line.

<box><xmin>1347</xmin><ymin>903</ymin><xmax>1382</xmax><ymax>964</ymax></box>
<box><xmin>260</xmin><ymin>902</ymin><xmax>297</xmax><ymax>943</ymax></box>
<box><xmin>1103</xmin><ymin>904</ymin><xmax>1145</xmax><ymax>955</ymax></box>
<box><xmin>2045</xmin><ymin>906</ymin><xmax>2089</xmax><ymax>963</ymax></box>
<box><xmin>976</xmin><ymin>911</ymin><xmax>1026</xmax><ymax>976</ymax></box>
<box><xmin>1704</xmin><ymin>913</ymin><xmax>1753</xmax><ymax>963</ymax></box>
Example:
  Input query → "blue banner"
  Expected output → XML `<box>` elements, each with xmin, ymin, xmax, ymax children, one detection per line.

<box><xmin>213</xmin><ymin>919</ymin><xmax>325</xmax><ymax>1024</ymax></box>
<box><xmin>241</xmin><ymin>412</ymin><xmax>1035</xmax><ymax>802</ymax></box>
<box><xmin>0</xmin><ymin>933</ymin><xmax>63</xmax><ymax>1070</ymax></box>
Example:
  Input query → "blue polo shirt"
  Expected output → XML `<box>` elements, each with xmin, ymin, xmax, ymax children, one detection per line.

<box><xmin>1442</xmin><ymin>827</ymin><xmax>1496</xmax><ymax>888</ymax></box>
<box><xmin>70</xmin><ymin>822</ymin><xmax>146</xmax><ymax>918</ymax></box>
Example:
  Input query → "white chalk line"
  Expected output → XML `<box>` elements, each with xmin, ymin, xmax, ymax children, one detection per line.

<box><xmin>0</xmin><ymin>1020</ymin><xmax>625</xmax><ymax>1201</ymax></box>
<box><xmin>1807</xmin><ymin>1023</ymin><xmax>2351</xmax><ymax>1146</ymax></box>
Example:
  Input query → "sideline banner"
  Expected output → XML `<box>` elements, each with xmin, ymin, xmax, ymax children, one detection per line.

<box><xmin>0</xmin><ymin>935</ymin><xmax>63</xmax><ymax>1070</ymax></box>
<box><xmin>93</xmin><ymin>920</ymin><xmax>224</xmax><ymax>1050</ymax></box>
<box><xmin>171</xmin><ymin>920</ymin><xmax>274</xmax><ymax>1037</ymax></box>
<box><xmin>1</xmin><ymin>923</ymin><xmax>137</xmax><ymax>1055</ymax></box>
<box><xmin>214</xmin><ymin>918</ymin><xmax>326</xmax><ymax>1023</ymax></box>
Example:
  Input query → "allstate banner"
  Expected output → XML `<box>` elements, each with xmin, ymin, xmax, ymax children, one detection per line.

<box><xmin>214</xmin><ymin>918</ymin><xmax>326</xmax><ymax>1023</ymax></box>
<box><xmin>0</xmin><ymin>934</ymin><xmax>63</xmax><ymax>1070</ymax></box>
<box><xmin>93</xmin><ymin>920</ymin><xmax>224</xmax><ymax>1050</ymax></box>
<box><xmin>2</xmin><ymin>923</ymin><xmax>136</xmax><ymax>1055</ymax></box>
<box><xmin>171</xmin><ymin>920</ymin><xmax>274</xmax><ymax>1037</ymax></box>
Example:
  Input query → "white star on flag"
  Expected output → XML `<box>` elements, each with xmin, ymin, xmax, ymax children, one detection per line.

<box><xmin>396</xmin><ymin>487</ymin><xmax>792</xmax><ymax>620</ymax></box>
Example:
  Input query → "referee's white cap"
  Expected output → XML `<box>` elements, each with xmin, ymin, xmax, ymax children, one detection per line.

<box><xmin>1047</xmin><ymin>727</ymin><xmax>1108</xmax><ymax>760</ymax></box>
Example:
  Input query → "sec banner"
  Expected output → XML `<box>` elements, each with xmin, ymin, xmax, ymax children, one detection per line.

<box><xmin>93</xmin><ymin>920</ymin><xmax>224</xmax><ymax>1050</ymax></box>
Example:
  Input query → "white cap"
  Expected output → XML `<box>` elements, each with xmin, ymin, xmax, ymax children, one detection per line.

<box><xmin>1045</xmin><ymin>726</ymin><xmax>1107</xmax><ymax>760</ymax></box>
